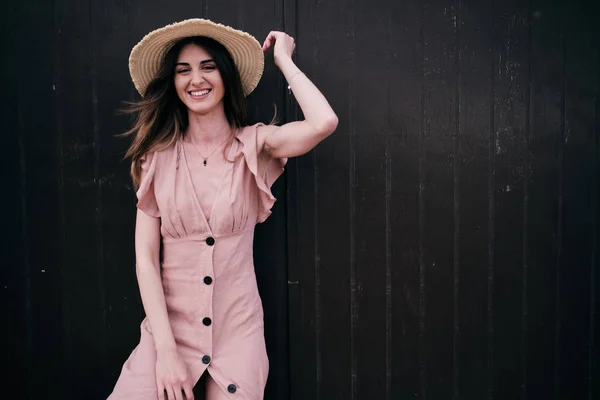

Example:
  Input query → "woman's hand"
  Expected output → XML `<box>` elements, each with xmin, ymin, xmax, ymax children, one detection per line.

<box><xmin>156</xmin><ymin>348</ymin><xmax>194</xmax><ymax>400</ymax></box>
<box><xmin>262</xmin><ymin>31</ymin><xmax>296</xmax><ymax>66</ymax></box>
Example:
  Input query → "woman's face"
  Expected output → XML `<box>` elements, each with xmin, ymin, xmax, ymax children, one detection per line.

<box><xmin>174</xmin><ymin>44</ymin><xmax>225</xmax><ymax>116</ymax></box>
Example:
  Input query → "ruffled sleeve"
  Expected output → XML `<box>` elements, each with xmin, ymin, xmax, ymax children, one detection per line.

<box><xmin>136</xmin><ymin>152</ymin><xmax>160</xmax><ymax>218</ymax></box>
<box><xmin>238</xmin><ymin>123</ymin><xmax>287</xmax><ymax>223</ymax></box>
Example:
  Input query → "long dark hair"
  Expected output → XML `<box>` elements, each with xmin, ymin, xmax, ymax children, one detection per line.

<box><xmin>122</xmin><ymin>36</ymin><xmax>249</xmax><ymax>186</ymax></box>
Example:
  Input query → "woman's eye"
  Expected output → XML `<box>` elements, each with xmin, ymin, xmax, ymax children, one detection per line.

<box><xmin>203</xmin><ymin>65</ymin><xmax>216</xmax><ymax>71</ymax></box>
<box><xmin>176</xmin><ymin>69</ymin><xmax>190</xmax><ymax>74</ymax></box>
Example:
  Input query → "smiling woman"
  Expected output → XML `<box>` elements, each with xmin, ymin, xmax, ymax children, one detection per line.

<box><xmin>108</xmin><ymin>18</ymin><xmax>337</xmax><ymax>400</ymax></box>
<box><xmin>174</xmin><ymin>44</ymin><xmax>225</xmax><ymax>112</ymax></box>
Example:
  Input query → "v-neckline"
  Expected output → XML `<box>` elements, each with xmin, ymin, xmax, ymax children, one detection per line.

<box><xmin>179</xmin><ymin>138</ymin><xmax>233</xmax><ymax>233</ymax></box>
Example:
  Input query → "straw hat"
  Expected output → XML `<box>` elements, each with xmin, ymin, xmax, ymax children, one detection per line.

<box><xmin>129</xmin><ymin>18</ymin><xmax>264</xmax><ymax>96</ymax></box>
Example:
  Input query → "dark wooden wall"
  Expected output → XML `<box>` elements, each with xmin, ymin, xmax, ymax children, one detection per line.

<box><xmin>3</xmin><ymin>0</ymin><xmax>599</xmax><ymax>399</ymax></box>
<box><xmin>286</xmin><ymin>0</ymin><xmax>599</xmax><ymax>398</ymax></box>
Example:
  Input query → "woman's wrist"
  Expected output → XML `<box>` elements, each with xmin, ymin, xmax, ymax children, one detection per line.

<box><xmin>156</xmin><ymin>347</ymin><xmax>177</xmax><ymax>359</ymax></box>
<box><xmin>275</xmin><ymin>55</ymin><xmax>296</xmax><ymax>72</ymax></box>
<box><xmin>155</xmin><ymin>339</ymin><xmax>177</xmax><ymax>355</ymax></box>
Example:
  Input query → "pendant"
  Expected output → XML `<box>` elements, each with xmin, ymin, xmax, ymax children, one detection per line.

<box><xmin>203</xmin><ymin>159</ymin><xmax>207</xmax><ymax>166</ymax></box>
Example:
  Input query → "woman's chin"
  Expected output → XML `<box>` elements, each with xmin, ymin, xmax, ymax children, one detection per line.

<box><xmin>185</xmin><ymin>101</ymin><xmax>224</xmax><ymax>117</ymax></box>
<box><xmin>186</xmin><ymin>104</ymin><xmax>215</xmax><ymax>116</ymax></box>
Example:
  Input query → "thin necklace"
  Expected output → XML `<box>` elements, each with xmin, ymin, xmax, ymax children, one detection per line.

<box><xmin>188</xmin><ymin>131</ymin><xmax>230</xmax><ymax>166</ymax></box>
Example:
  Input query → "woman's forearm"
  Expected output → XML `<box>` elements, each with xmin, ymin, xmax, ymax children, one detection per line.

<box><xmin>276</xmin><ymin>56</ymin><xmax>339</xmax><ymax>134</ymax></box>
<box><xmin>136</xmin><ymin>263</ymin><xmax>177</xmax><ymax>353</ymax></box>
<box><xmin>134</xmin><ymin>210</ymin><xmax>176</xmax><ymax>354</ymax></box>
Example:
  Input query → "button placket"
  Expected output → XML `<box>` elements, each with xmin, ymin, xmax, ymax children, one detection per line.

<box><xmin>200</xmin><ymin>235</ymin><xmax>215</xmax><ymax>356</ymax></box>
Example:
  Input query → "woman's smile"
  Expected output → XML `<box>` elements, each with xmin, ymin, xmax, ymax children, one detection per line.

<box><xmin>188</xmin><ymin>88</ymin><xmax>212</xmax><ymax>99</ymax></box>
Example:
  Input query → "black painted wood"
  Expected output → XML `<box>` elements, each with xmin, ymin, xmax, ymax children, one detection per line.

<box><xmin>457</xmin><ymin>0</ymin><xmax>493</xmax><ymax>398</ymax></box>
<box><xmin>3</xmin><ymin>1</ymin><xmax>28</xmax><ymax>396</ymax></box>
<box><xmin>19</xmin><ymin>0</ymin><xmax>67</xmax><ymax>398</ymax></box>
<box><xmin>527</xmin><ymin>1</ymin><xmax>562</xmax><ymax>398</ymax></box>
<box><xmin>289</xmin><ymin>0</ymin><xmax>599</xmax><ymax>399</ymax></box>
<box><xmin>556</xmin><ymin>3</ymin><xmax>597</xmax><ymax>398</ymax></box>
<box><xmin>491</xmin><ymin>0</ymin><xmax>529</xmax><ymax>398</ymax></box>
<box><xmin>7</xmin><ymin>0</ymin><xmax>599</xmax><ymax>399</ymax></box>
<box><xmin>387</xmin><ymin>1</ymin><xmax>423</xmax><ymax>398</ymax></box>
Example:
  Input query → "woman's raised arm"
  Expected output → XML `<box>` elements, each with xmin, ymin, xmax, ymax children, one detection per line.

<box><xmin>258</xmin><ymin>31</ymin><xmax>339</xmax><ymax>159</ymax></box>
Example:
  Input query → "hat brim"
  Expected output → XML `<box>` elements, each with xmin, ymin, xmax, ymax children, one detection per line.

<box><xmin>129</xmin><ymin>19</ymin><xmax>264</xmax><ymax>97</ymax></box>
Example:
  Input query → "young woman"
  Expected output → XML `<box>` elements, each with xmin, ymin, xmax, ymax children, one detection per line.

<box><xmin>108</xmin><ymin>19</ymin><xmax>337</xmax><ymax>400</ymax></box>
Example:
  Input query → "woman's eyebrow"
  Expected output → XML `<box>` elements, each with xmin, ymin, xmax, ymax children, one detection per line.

<box><xmin>175</xmin><ymin>59</ymin><xmax>215</xmax><ymax>67</ymax></box>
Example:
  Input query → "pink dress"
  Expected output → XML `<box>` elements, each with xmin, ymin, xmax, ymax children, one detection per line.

<box><xmin>108</xmin><ymin>123</ymin><xmax>286</xmax><ymax>399</ymax></box>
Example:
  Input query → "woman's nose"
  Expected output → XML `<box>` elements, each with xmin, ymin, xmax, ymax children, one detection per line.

<box><xmin>191</xmin><ymin>70</ymin><xmax>205</xmax><ymax>85</ymax></box>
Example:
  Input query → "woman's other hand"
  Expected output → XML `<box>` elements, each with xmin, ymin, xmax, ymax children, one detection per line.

<box><xmin>156</xmin><ymin>348</ymin><xmax>194</xmax><ymax>400</ymax></box>
<box><xmin>262</xmin><ymin>31</ymin><xmax>296</xmax><ymax>66</ymax></box>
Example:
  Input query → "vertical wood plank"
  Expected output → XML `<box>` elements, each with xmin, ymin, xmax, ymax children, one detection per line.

<box><xmin>289</xmin><ymin>1</ymin><xmax>349</xmax><ymax>399</ymax></box>
<box><xmin>349</xmin><ymin>2</ymin><xmax>358</xmax><ymax>397</ymax></box>
<box><xmin>457</xmin><ymin>0</ymin><xmax>494</xmax><ymax>398</ymax></box>
<box><xmin>591</xmin><ymin>43</ymin><xmax>600</xmax><ymax>400</ymax></box>
<box><xmin>487</xmin><ymin>1</ymin><xmax>496</xmax><ymax>395</ymax></box>
<box><xmin>53</xmin><ymin>0</ymin><xmax>110</xmax><ymax>396</ymax></box>
<box><xmin>452</xmin><ymin>0</ymin><xmax>462</xmax><ymax>397</ymax></box>
<box><xmin>419</xmin><ymin>5</ymin><xmax>428</xmax><ymax>396</ymax></box>
<box><xmin>592</xmin><ymin>44</ymin><xmax>600</xmax><ymax>400</ymax></box>
<box><xmin>382</xmin><ymin>5</ymin><xmax>400</xmax><ymax>398</ymax></box>
<box><xmin>555</xmin><ymin>16</ymin><xmax>566</xmax><ymax>398</ymax></box>
<box><xmin>421</xmin><ymin>0</ymin><xmax>459</xmax><ymax>396</ymax></box>
<box><xmin>284</xmin><ymin>0</ymin><xmax>303</xmax><ymax>397</ymax></box>
<box><xmin>388</xmin><ymin>0</ymin><xmax>424</xmax><ymax>398</ymax></box>
<box><xmin>304</xmin><ymin>1</ymin><xmax>354</xmax><ymax>399</ymax></box>
<box><xmin>521</xmin><ymin>4</ymin><xmax>532</xmax><ymax>399</ymax></box>
<box><xmin>352</xmin><ymin>1</ymin><xmax>390</xmax><ymax>399</ymax></box>
<box><xmin>491</xmin><ymin>0</ymin><xmax>529</xmax><ymax>397</ymax></box>
<box><xmin>526</xmin><ymin>1</ymin><xmax>561</xmax><ymax>398</ymax></box>
<box><xmin>16</xmin><ymin>0</ymin><xmax>67</xmax><ymax>398</ymax></box>
<box><xmin>287</xmin><ymin>1</ymin><xmax>319</xmax><ymax>395</ymax></box>
<box><xmin>556</xmin><ymin>2</ymin><xmax>597</xmax><ymax>397</ymax></box>
<box><xmin>3</xmin><ymin>1</ymin><xmax>29</xmax><ymax>395</ymax></box>
<box><xmin>91</xmin><ymin>1</ymin><xmax>146</xmax><ymax>397</ymax></box>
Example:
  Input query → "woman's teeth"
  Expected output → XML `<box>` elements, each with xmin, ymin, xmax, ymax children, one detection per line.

<box><xmin>190</xmin><ymin>89</ymin><xmax>211</xmax><ymax>96</ymax></box>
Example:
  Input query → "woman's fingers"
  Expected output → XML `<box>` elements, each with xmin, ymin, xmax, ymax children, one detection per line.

<box><xmin>182</xmin><ymin>382</ymin><xmax>194</xmax><ymax>400</ymax></box>
<box><xmin>263</xmin><ymin>31</ymin><xmax>297</xmax><ymax>63</ymax></box>
<box><xmin>173</xmin><ymin>385</ymin><xmax>184</xmax><ymax>400</ymax></box>
<box><xmin>262</xmin><ymin>31</ymin><xmax>277</xmax><ymax>51</ymax></box>
<box><xmin>261</xmin><ymin>32</ymin><xmax>272</xmax><ymax>50</ymax></box>
<box><xmin>158</xmin><ymin>385</ymin><xmax>177</xmax><ymax>400</ymax></box>
<box><xmin>162</xmin><ymin>381</ymin><xmax>187</xmax><ymax>400</ymax></box>
<box><xmin>158</xmin><ymin>385</ymin><xmax>166</xmax><ymax>400</ymax></box>
<box><xmin>263</xmin><ymin>31</ymin><xmax>288</xmax><ymax>51</ymax></box>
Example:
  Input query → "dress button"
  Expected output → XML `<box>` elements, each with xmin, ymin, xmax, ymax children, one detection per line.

<box><xmin>227</xmin><ymin>384</ymin><xmax>237</xmax><ymax>393</ymax></box>
<box><xmin>205</xmin><ymin>237</ymin><xmax>215</xmax><ymax>246</ymax></box>
<box><xmin>204</xmin><ymin>276</ymin><xmax>213</xmax><ymax>285</ymax></box>
<box><xmin>203</xmin><ymin>317</ymin><xmax>212</xmax><ymax>326</ymax></box>
<box><xmin>202</xmin><ymin>355</ymin><xmax>211</xmax><ymax>364</ymax></box>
